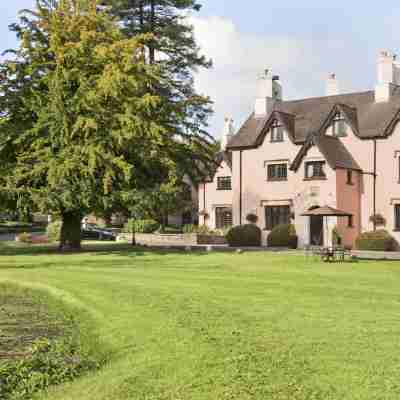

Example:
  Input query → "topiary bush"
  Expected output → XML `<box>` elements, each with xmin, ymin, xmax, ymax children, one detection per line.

<box><xmin>46</xmin><ymin>220</ymin><xmax>62</xmax><ymax>242</ymax></box>
<box><xmin>355</xmin><ymin>230</ymin><xmax>396</xmax><ymax>251</ymax></box>
<box><xmin>267</xmin><ymin>224</ymin><xmax>298</xmax><ymax>248</ymax></box>
<box><xmin>226</xmin><ymin>224</ymin><xmax>261</xmax><ymax>247</ymax></box>
<box><xmin>123</xmin><ymin>219</ymin><xmax>159</xmax><ymax>234</ymax></box>
<box><xmin>246</xmin><ymin>213</ymin><xmax>258</xmax><ymax>224</ymax></box>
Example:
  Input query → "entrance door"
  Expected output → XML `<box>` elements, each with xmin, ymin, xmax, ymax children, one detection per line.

<box><xmin>310</xmin><ymin>215</ymin><xmax>324</xmax><ymax>246</ymax></box>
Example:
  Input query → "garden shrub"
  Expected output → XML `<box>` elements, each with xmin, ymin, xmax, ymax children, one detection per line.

<box><xmin>267</xmin><ymin>224</ymin><xmax>298</xmax><ymax>248</ymax></box>
<box><xmin>183</xmin><ymin>224</ymin><xmax>196</xmax><ymax>234</ymax></box>
<box><xmin>355</xmin><ymin>230</ymin><xmax>396</xmax><ymax>251</ymax></box>
<box><xmin>246</xmin><ymin>213</ymin><xmax>258</xmax><ymax>224</ymax></box>
<box><xmin>46</xmin><ymin>220</ymin><xmax>62</xmax><ymax>242</ymax></box>
<box><xmin>123</xmin><ymin>219</ymin><xmax>159</xmax><ymax>234</ymax></box>
<box><xmin>16</xmin><ymin>232</ymin><xmax>32</xmax><ymax>243</ymax></box>
<box><xmin>226</xmin><ymin>224</ymin><xmax>261</xmax><ymax>247</ymax></box>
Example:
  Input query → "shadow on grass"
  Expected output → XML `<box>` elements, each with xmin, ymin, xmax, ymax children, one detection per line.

<box><xmin>0</xmin><ymin>241</ymin><xmax>211</xmax><ymax>263</ymax></box>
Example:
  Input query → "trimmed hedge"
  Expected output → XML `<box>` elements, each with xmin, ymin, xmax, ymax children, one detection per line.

<box><xmin>226</xmin><ymin>224</ymin><xmax>261</xmax><ymax>247</ymax></box>
<box><xmin>355</xmin><ymin>230</ymin><xmax>396</xmax><ymax>251</ymax></box>
<box><xmin>123</xmin><ymin>219</ymin><xmax>159</xmax><ymax>234</ymax></box>
<box><xmin>267</xmin><ymin>224</ymin><xmax>298</xmax><ymax>249</ymax></box>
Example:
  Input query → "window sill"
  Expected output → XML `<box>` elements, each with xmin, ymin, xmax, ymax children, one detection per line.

<box><xmin>217</xmin><ymin>188</ymin><xmax>232</xmax><ymax>191</ymax></box>
<box><xmin>267</xmin><ymin>178</ymin><xmax>288</xmax><ymax>182</ymax></box>
<box><xmin>303</xmin><ymin>177</ymin><xmax>327</xmax><ymax>181</ymax></box>
<box><xmin>270</xmin><ymin>140</ymin><xmax>284</xmax><ymax>143</ymax></box>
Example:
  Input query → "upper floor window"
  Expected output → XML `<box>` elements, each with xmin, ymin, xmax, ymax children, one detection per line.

<box><xmin>217</xmin><ymin>176</ymin><xmax>232</xmax><ymax>190</ymax></box>
<box><xmin>332</xmin><ymin>112</ymin><xmax>347</xmax><ymax>137</ymax></box>
<box><xmin>305</xmin><ymin>161</ymin><xmax>326</xmax><ymax>180</ymax></box>
<box><xmin>267</xmin><ymin>163</ymin><xmax>287</xmax><ymax>181</ymax></box>
<box><xmin>270</xmin><ymin>120</ymin><xmax>284</xmax><ymax>142</ymax></box>
<box><xmin>347</xmin><ymin>170</ymin><xmax>353</xmax><ymax>185</ymax></box>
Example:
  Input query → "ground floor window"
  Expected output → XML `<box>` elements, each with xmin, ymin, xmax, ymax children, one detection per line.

<box><xmin>215</xmin><ymin>207</ymin><xmax>233</xmax><ymax>229</ymax></box>
<box><xmin>265</xmin><ymin>206</ymin><xmax>290</xmax><ymax>230</ymax></box>
<box><xmin>395</xmin><ymin>205</ymin><xmax>400</xmax><ymax>230</ymax></box>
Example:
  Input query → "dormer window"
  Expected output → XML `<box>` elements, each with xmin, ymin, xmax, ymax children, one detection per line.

<box><xmin>270</xmin><ymin>120</ymin><xmax>284</xmax><ymax>142</ymax></box>
<box><xmin>332</xmin><ymin>112</ymin><xmax>347</xmax><ymax>137</ymax></box>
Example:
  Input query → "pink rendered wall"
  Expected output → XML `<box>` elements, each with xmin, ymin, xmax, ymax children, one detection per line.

<box><xmin>374</xmin><ymin>123</ymin><xmax>400</xmax><ymax>244</ymax></box>
<box><xmin>231</xmin><ymin>129</ymin><xmax>337</xmax><ymax>246</ymax></box>
<box><xmin>198</xmin><ymin>160</ymin><xmax>233</xmax><ymax>228</ymax></box>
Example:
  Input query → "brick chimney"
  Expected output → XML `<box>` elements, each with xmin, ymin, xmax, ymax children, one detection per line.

<box><xmin>254</xmin><ymin>69</ymin><xmax>282</xmax><ymax>116</ymax></box>
<box><xmin>375</xmin><ymin>51</ymin><xmax>400</xmax><ymax>102</ymax></box>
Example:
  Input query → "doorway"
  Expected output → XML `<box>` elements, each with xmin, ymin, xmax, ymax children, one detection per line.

<box><xmin>309</xmin><ymin>208</ymin><xmax>324</xmax><ymax>246</ymax></box>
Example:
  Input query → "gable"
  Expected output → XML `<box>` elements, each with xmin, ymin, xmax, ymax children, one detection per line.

<box><xmin>290</xmin><ymin>134</ymin><xmax>361</xmax><ymax>172</ymax></box>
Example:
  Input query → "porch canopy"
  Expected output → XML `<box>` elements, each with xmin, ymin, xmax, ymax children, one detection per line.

<box><xmin>301</xmin><ymin>206</ymin><xmax>353</xmax><ymax>247</ymax></box>
<box><xmin>301</xmin><ymin>206</ymin><xmax>352</xmax><ymax>218</ymax></box>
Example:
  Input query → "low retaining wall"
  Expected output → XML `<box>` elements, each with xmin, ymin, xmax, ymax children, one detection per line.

<box><xmin>118</xmin><ymin>233</ymin><xmax>227</xmax><ymax>246</ymax></box>
<box><xmin>352</xmin><ymin>250</ymin><xmax>400</xmax><ymax>260</ymax></box>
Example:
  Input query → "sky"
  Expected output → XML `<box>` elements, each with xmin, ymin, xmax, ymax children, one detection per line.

<box><xmin>1</xmin><ymin>1</ymin><xmax>400</xmax><ymax>139</ymax></box>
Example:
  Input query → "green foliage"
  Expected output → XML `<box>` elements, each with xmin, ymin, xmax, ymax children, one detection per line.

<box><xmin>183</xmin><ymin>224</ymin><xmax>197</xmax><ymax>234</ymax></box>
<box><xmin>0</xmin><ymin>337</ymin><xmax>100</xmax><ymax>400</ymax></box>
<box><xmin>0</xmin><ymin>0</ymin><xmax>216</xmax><ymax>250</ymax></box>
<box><xmin>226</xmin><ymin>224</ymin><xmax>262</xmax><ymax>247</ymax></box>
<box><xmin>47</xmin><ymin>220</ymin><xmax>63</xmax><ymax>243</ymax></box>
<box><xmin>355</xmin><ymin>230</ymin><xmax>396</xmax><ymax>251</ymax></box>
<box><xmin>16</xmin><ymin>232</ymin><xmax>32</xmax><ymax>243</ymax></box>
<box><xmin>123</xmin><ymin>219</ymin><xmax>159</xmax><ymax>233</ymax></box>
<box><xmin>332</xmin><ymin>226</ymin><xmax>342</xmax><ymax>246</ymax></box>
<box><xmin>267</xmin><ymin>224</ymin><xmax>298</xmax><ymax>248</ymax></box>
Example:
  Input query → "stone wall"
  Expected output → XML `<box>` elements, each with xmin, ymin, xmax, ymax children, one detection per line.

<box><xmin>118</xmin><ymin>233</ymin><xmax>227</xmax><ymax>246</ymax></box>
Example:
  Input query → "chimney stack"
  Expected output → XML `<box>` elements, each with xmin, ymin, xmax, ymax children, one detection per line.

<box><xmin>326</xmin><ymin>73</ymin><xmax>339</xmax><ymax>96</ymax></box>
<box><xmin>375</xmin><ymin>51</ymin><xmax>400</xmax><ymax>102</ymax></box>
<box><xmin>221</xmin><ymin>117</ymin><xmax>234</xmax><ymax>150</ymax></box>
<box><xmin>254</xmin><ymin>69</ymin><xmax>282</xmax><ymax>116</ymax></box>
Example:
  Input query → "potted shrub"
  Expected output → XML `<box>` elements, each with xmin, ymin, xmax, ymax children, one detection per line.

<box><xmin>355</xmin><ymin>230</ymin><xmax>396</xmax><ymax>251</ymax></box>
<box><xmin>246</xmin><ymin>213</ymin><xmax>258</xmax><ymax>224</ymax></box>
<box><xmin>267</xmin><ymin>224</ymin><xmax>298</xmax><ymax>249</ymax></box>
<box><xmin>369</xmin><ymin>214</ymin><xmax>386</xmax><ymax>227</ymax></box>
<box><xmin>226</xmin><ymin>224</ymin><xmax>262</xmax><ymax>247</ymax></box>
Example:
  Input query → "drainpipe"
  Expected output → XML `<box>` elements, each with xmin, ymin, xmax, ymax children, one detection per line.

<box><xmin>373</xmin><ymin>139</ymin><xmax>377</xmax><ymax>231</ymax></box>
<box><xmin>239</xmin><ymin>150</ymin><xmax>243</xmax><ymax>225</ymax></box>
<box><xmin>203</xmin><ymin>182</ymin><xmax>206</xmax><ymax>225</ymax></box>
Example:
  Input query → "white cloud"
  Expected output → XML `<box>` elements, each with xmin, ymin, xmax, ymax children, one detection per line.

<box><xmin>190</xmin><ymin>16</ymin><xmax>370</xmax><ymax>139</ymax></box>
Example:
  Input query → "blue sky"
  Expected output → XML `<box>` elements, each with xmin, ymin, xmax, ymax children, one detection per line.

<box><xmin>2</xmin><ymin>1</ymin><xmax>400</xmax><ymax>138</ymax></box>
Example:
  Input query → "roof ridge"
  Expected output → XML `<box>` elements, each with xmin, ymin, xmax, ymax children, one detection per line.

<box><xmin>278</xmin><ymin>90</ymin><xmax>374</xmax><ymax>105</ymax></box>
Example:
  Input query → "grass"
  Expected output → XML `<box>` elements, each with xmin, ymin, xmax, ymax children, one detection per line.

<box><xmin>2</xmin><ymin>243</ymin><xmax>400</xmax><ymax>399</ymax></box>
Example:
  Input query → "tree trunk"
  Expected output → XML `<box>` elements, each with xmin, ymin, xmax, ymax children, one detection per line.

<box><xmin>149</xmin><ymin>0</ymin><xmax>156</xmax><ymax>64</ymax></box>
<box><xmin>59</xmin><ymin>211</ymin><xmax>82</xmax><ymax>251</ymax></box>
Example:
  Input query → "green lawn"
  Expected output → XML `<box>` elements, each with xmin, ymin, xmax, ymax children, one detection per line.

<box><xmin>2</xmin><ymin>243</ymin><xmax>400</xmax><ymax>399</ymax></box>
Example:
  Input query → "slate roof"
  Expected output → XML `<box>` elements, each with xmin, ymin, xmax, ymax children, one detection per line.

<box><xmin>290</xmin><ymin>134</ymin><xmax>362</xmax><ymax>172</ymax></box>
<box><xmin>227</xmin><ymin>90</ymin><xmax>400</xmax><ymax>150</ymax></box>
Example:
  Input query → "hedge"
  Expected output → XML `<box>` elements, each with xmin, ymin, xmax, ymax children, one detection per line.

<box><xmin>267</xmin><ymin>224</ymin><xmax>298</xmax><ymax>249</ymax></box>
<box><xmin>226</xmin><ymin>224</ymin><xmax>261</xmax><ymax>247</ymax></box>
<box><xmin>123</xmin><ymin>219</ymin><xmax>159</xmax><ymax>234</ymax></box>
<box><xmin>46</xmin><ymin>220</ymin><xmax>62</xmax><ymax>242</ymax></box>
<box><xmin>355</xmin><ymin>230</ymin><xmax>396</xmax><ymax>251</ymax></box>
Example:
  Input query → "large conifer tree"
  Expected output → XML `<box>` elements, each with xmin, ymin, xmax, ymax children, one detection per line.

<box><xmin>0</xmin><ymin>0</ymin><xmax>214</xmax><ymax>250</ymax></box>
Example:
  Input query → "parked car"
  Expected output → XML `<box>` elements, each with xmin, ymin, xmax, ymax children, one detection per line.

<box><xmin>81</xmin><ymin>224</ymin><xmax>116</xmax><ymax>241</ymax></box>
